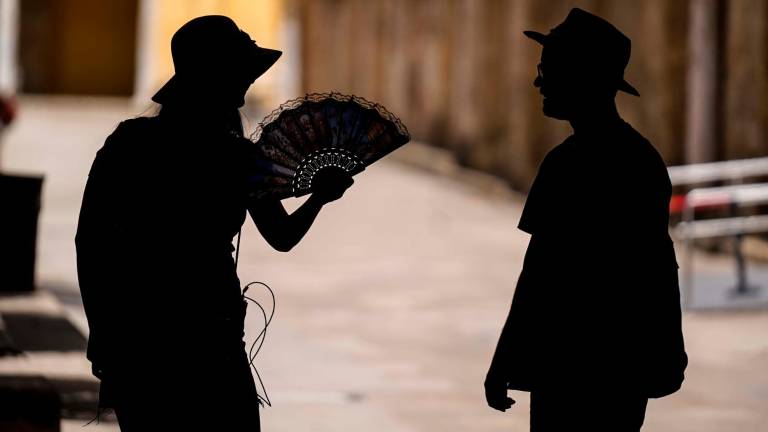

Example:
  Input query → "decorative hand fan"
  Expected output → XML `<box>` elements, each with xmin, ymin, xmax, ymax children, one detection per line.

<box><xmin>247</xmin><ymin>92</ymin><xmax>410</xmax><ymax>199</ymax></box>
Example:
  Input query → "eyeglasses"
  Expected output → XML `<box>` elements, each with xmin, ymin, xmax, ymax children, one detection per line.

<box><xmin>536</xmin><ymin>63</ymin><xmax>544</xmax><ymax>80</ymax></box>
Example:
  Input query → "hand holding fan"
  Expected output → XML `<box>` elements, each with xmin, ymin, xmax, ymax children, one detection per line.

<box><xmin>247</xmin><ymin>92</ymin><xmax>410</xmax><ymax>200</ymax></box>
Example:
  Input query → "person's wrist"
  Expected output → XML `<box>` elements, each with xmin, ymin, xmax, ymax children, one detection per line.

<box><xmin>485</xmin><ymin>367</ymin><xmax>507</xmax><ymax>385</ymax></box>
<box><xmin>307</xmin><ymin>192</ymin><xmax>327</xmax><ymax>207</ymax></box>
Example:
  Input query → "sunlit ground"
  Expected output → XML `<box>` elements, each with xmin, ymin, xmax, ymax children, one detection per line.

<box><xmin>1</xmin><ymin>96</ymin><xmax>766</xmax><ymax>431</ymax></box>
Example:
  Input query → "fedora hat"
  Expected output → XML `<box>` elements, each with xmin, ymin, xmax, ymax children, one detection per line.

<box><xmin>152</xmin><ymin>15</ymin><xmax>282</xmax><ymax>104</ymax></box>
<box><xmin>524</xmin><ymin>8</ymin><xmax>639</xmax><ymax>97</ymax></box>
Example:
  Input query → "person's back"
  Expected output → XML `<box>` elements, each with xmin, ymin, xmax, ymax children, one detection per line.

<box><xmin>78</xmin><ymin>111</ymin><xmax>251</xmax><ymax>368</ymax></box>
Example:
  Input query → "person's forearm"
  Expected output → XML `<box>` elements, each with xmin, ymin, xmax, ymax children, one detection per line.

<box><xmin>487</xmin><ymin>306</ymin><xmax>515</xmax><ymax>380</ymax></box>
<box><xmin>280</xmin><ymin>194</ymin><xmax>325</xmax><ymax>250</ymax></box>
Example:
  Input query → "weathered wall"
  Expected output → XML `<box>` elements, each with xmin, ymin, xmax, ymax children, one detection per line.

<box><xmin>18</xmin><ymin>0</ymin><xmax>138</xmax><ymax>95</ymax></box>
<box><xmin>724</xmin><ymin>0</ymin><xmax>768</xmax><ymax>160</ymax></box>
<box><xmin>298</xmin><ymin>0</ymin><xmax>732</xmax><ymax>190</ymax></box>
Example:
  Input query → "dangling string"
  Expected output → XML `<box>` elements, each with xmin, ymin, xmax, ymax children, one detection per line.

<box><xmin>234</xmin><ymin>228</ymin><xmax>275</xmax><ymax>408</ymax></box>
<box><xmin>243</xmin><ymin>281</ymin><xmax>275</xmax><ymax>407</ymax></box>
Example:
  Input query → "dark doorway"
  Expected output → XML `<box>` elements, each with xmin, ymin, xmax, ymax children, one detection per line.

<box><xmin>18</xmin><ymin>0</ymin><xmax>138</xmax><ymax>96</ymax></box>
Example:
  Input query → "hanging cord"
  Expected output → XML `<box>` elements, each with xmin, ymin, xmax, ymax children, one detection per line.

<box><xmin>243</xmin><ymin>281</ymin><xmax>275</xmax><ymax>407</ymax></box>
<box><xmin>234</xmin><ymin>229</ymin><xmax>276</xmax><ymax>408</ymax></box>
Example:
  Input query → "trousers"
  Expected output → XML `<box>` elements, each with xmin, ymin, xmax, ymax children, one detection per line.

<box><xmin>530</xmin><ymin>390</ymin><xmax>648</xmax><ymax>432</ymax></box>
<box><xmin>108</xmin><ymin>297</ymin><xmax>261</xmax><ymax>431</ymax></box>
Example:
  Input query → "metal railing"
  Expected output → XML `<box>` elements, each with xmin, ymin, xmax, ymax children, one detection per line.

<box><xmin>668</xmin><ymin>158</ymin><xmax>768</xmax><ymax>308</ymax></box>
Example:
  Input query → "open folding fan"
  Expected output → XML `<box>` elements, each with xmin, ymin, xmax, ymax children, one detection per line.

<box><xmin>247</xmin><ymin>92</ymin><xmax>410</xmax><ymax>199</ymax></box>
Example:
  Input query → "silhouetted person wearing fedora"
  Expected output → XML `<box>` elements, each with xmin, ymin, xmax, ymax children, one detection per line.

<box><xmin>484</xmin><ymin>9</ymin><xmax>687</xmax><ymax>431</ymax></box>
<box><xmin>76</xmin><ymin>16</ymin><xmax>352</xmax><ymax>430</ymax></box>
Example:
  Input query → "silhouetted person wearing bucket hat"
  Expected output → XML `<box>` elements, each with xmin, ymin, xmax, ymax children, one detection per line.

<box><xmin>485</xmin><ymin>8</ymin><xmax>687</xmax><ymax>431</ymax></box>
<box><xmin>76</xmin><ymin>15</ymin><xmax>352</xmax><ymax>430</ymax></box>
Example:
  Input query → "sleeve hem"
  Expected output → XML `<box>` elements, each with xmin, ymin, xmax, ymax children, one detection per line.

<box><xmin>517</xmin><ymin>222</ymin><xmax>534</xmax><ymax>235</ymax></box>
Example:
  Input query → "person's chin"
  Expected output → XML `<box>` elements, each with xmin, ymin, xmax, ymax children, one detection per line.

<box><xmin>542</xmin><ymin>98</ymin><xmax>568</xmax><ymax>120</ymax></box>
<box><xmin>224</xmin><ymin>94</ymin><xmax>246</xmax><ymax>108</ymax></box>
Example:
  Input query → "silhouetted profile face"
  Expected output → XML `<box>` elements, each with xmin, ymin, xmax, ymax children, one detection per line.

<box><xmin>193</xmin><ymin>59</ymin><xmax>257</xmax><ymax>110</ymax></box>
<box><xmin>525</xmin><ymin>8</ymin><xmax>638</xmax><ymax>121</ymax></box>
<box><xmin>152</xmin><ymin>15</ymin><xmax>282</xmax><ymax>111</ymax></box>
<box><xmin>535</xmin><ymin>43</ymin><xmax>617</xmax><ymax>120</ymax></box>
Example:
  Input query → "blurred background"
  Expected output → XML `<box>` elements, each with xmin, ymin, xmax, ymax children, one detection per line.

<box><xmin>0</xmin><ymin>0</ymin><xmax>766</xmax><ymax>431</ymax></box>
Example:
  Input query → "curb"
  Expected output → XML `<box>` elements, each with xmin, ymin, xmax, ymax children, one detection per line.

<box><xmin>0</xmin><ymin>290</ymin><xmax>102</xmax><ymax>422</ymax></box>
<box><xmin>0</xmin><ymin>375</ymin><xmax>60</xmax><ymax>432</ymax></box>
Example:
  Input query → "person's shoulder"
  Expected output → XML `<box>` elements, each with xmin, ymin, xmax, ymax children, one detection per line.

<box><xmin>619</xmin><ymin>122</ymin><xmax>671</xmax><ymax>185</ymax></box>
<box><xmin>619</xmin><ymin>121</ymin><xmax>645</xmax><ymax>144</ymax></box>
<box><xmin>539</xmin><ymin>135</ymin><xmax>576</xmax><ymax>168</ymax></box>
<box><xmin>620</xmin><ymin>122</ymin><xmax>666</xmax><ymax>163</ymax></box>
<box><xmin>101</xmin><ymin>116</ymin><xmax>157</xmax><ymax>153</ymax></box>
<box><xmin>109</xmin><ymin>116</ymin><xmax>157</xmax><ymax>141</ymax></box>
<box><xmin>94</xmin><ymin>116</ymin><xmax>158</xmax><ymax>171</ymax></box>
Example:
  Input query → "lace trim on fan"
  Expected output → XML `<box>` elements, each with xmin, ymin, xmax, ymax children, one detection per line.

<box><xmin>250</xmin><ymin>92</ymin><xmax>410</xmax><ymax>143</ymax></box>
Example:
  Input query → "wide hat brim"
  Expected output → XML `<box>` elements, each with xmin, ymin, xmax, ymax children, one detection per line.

<box><xmin>151</xmin><ymin>46</ymin><xmax>282</xmax><ymax>104</ymax></box>
<box><xmin>523</xmin><ymin>30</ymin><xmax>639</xmax><ymax>97</ymax></box>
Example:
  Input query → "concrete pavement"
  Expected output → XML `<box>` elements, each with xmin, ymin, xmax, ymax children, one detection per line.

<box><xmin>1</xmin><ymin>96</ymin><xmax>766</xmax><ymax>431</ymax></box>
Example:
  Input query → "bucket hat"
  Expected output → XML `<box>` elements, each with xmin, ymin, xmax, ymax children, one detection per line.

<box><xmin>152</xmin><ymin>15</ymin><xmax>282</xmax><ymax>104</ymax></box>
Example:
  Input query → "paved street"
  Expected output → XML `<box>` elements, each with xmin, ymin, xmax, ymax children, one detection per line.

<box><xmin>2</xmin><ymin>97</ymin><xmax>767</xmax><ymax>431</ymax></box>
